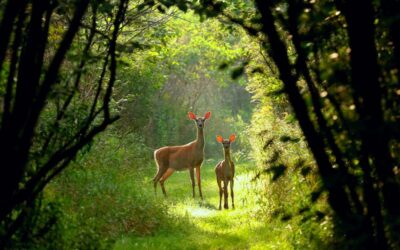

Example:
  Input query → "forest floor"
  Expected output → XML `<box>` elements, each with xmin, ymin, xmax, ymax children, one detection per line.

<box><xmin>112</xmin><ymin>161</ymin><xmax>292</xmax><ymax>250</ymax></box>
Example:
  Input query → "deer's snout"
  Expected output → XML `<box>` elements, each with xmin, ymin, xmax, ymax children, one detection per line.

<box><xmin>196</xmin><ymin>120</ymin><xmax>204</xmax><ymax>128</ymax></box>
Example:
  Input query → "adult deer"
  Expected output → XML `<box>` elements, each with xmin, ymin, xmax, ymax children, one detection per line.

<box><xmin>153</xmin><ymin>111</ymin><xmax>211</xmax><ymax>199</ymax></box>
<box><xmin>215</xmin><ymin>134</ymin><xmax>236</xmax><ymax>210</ymax></box>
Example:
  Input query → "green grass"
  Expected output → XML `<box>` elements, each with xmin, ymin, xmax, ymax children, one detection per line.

<box><xmin>112</xmin><ymin>160</ymin><xmax>294</xmax><ymax>250</ymax></box>
<box><xmin>48</xmin><ymin>135</ymin><xmax>330</xmax><ymax>250</ymax></box>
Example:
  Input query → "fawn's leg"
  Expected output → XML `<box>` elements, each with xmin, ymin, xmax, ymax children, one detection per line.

<box><xmin>190</xmin><ymin>168</ymin><xmax>195</xmax><ymax>198</ymax></box>
<box><xmin>224</xmin><ymin>180</ymin><xmax>229</xmax><ymax>209</ymax></box>
<box><xmin>159</xmin><ymin>168</ymin><xmax>175</xmax><ymax>197</ymax></box>
<box><xmin>217</xmin><ymin>179</ymin><xmax>222</xmax><ymax>210</ymax></box>
<box><xmin>195</xmin><ymin>166</ymin><xmax>203</xmax><ymax>199</ymax></box>
<box><xmin>230</xmin><ymin>178</ymin><xmax>235</xmax><ymax>209</ymax></box>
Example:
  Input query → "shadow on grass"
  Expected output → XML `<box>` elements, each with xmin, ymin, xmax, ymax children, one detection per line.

<box><xmin>113</xmin><ymin>215</ymin><xmax>246</xmax><ymax>250</ymax></box>
<box><xmin>113</xmin><ymin>162</ymin><xmax>267</xmax><ymax>249</ymax></box>
<box><xmin>198</xmin><ymin>200</ymin><xmax>218</xmax><ymax>210</ymax></box>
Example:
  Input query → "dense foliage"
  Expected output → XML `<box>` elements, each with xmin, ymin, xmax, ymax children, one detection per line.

<box><xmin>1</xmin><ymin>0</ymin><xmax>399</xmax><ymax>249</ymax></box>
<box><xmin>0</xmin><ymin>0</ymin><xmax>130</xmax><ymax>247</ymax></box>
<box><xmin>114</xmin><ymin>12</ymin><xmax>253</xmax><ymax>158</ymax></box>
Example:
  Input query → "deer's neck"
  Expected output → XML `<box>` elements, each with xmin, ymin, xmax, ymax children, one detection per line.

<box><xmin>223</xmin><ymin>149</ymin><xmax>233</xmax><ymax>177</ymax></box>
<box><xmin>224</xmin><ymin>149</ymin><xmax>232</xmax><ymax>164</ymax></box>
<box><xmin>195</xmin><ymin>127</ymin><xmax>204</xmax><ymax>149</ymax></box>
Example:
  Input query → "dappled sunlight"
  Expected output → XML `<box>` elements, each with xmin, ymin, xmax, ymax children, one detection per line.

<box><xmin>4</xmin><ymin>0</ymin><xmax>395</xmax><ymax>248</ymax></box>
<box><xmin>190</xmin><ymin>207</ymin><xmax>215</xmax><ymax>217</ymax></box>
<box><xmin>112</xmin><ymin>162</ymin><xmax>286</xmax><ymax>249</ymax></box>
<box><xmin>117</xmin><ymin>161</ymin><xmax>327</xmax><ymax>249</ymax></box>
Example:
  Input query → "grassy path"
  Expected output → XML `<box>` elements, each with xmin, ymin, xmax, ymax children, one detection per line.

<box><xmin>112</xmin><ymin>161</ymin><xmax>291</xmax><ymax>250</ymax></box>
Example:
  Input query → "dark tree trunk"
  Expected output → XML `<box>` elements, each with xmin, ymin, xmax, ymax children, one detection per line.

<box><xmin>254</xmin><ymin>0</ymin><xmax>354</xmax><ymax>224</ymax></box>
<box><xmin>338</xmin><ymin>0</ymin><xmax>398</xmax><ymax>247</ymax></box>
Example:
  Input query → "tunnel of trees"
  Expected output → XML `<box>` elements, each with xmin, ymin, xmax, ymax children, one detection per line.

<box><xmin>0</xmin><ymin>0</ymin><xmax>399</xmax><ymax>249</ymax></box>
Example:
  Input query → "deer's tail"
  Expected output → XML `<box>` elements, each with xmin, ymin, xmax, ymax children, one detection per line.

<box><xmin>152</xmin><ymin>149</ymin><xmax>167</xmax><ymax>182</ymax></box>
<box><xmin>152</xmin><ymin>149</ymin><xmax>160</xmax><ymax>181</ymax></box>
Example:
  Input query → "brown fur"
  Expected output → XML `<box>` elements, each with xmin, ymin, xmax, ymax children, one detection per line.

<box><xmin>153</xmin><ymin>112</ymin><xmax>210</xmax><ymax>198</ymax></box>
<box><xmin>215</xmin><ymin>135</ymin><xmax>235</xmax><ymax>209</ymax></box>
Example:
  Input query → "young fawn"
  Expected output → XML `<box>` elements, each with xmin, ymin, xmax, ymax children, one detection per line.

<box><xmin>215</xmin><ymin>134</ymin><xmax>236</xmax><ymax>210</ymax></box>
<box><xmin>153</xmin><ymin>111</ymin><xmax>211</xmax><ymax>199</ymax></box>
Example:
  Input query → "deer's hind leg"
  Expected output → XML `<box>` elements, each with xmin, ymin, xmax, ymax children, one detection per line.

<box><xmin>153</xmin><ymin>157</ymin><xmax>167</xmax><ymax>195</ymax></box>
<box><xmin>153</xmin><ymin>169</ymin><xmax>164</xmax><ymax>195</ymax></box>
<box><xmin>159</xmin><ymin>168</ymin><xmax>175</xmax><ymax>197</ymax></box>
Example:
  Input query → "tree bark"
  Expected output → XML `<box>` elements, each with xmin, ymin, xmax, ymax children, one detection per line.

<box><xmin>254</xmin><ymin>0</ymin><xmax>353</xmax><ymax>222</ymax></box>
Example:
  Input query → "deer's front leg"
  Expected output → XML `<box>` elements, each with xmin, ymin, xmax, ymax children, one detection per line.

<box><xmin>217</xmin><ymin>179</ymin><xmax>223</xmax><ymax>210</ymax></box>
<box><xmin>190</xmin><ymin>168</ymin><xmax>195</xmax><ymax>198</ymax></box>
<box><xmin>230</xmin><ymin>178</ymin><xmax>234</xmax><ymax>209</ymax></box>
<box><xmin>223</xmin><ymin>180</ymin><xmax>229</xmax><ymax>209</ymax></box>
<box><xmin>195</xmin><ymin>166</ymin><xmax>203</xmax><ymax>199</ymax></box>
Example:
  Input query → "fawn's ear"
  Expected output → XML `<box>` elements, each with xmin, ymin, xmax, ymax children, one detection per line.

<box><xmin>216</xmin><ymin>135</ymin><xmax>223</xmax><ymax>143</ymax></box>
<box><xmin>188</xmin><ymin>112</ymin><xmax>196</xmax><ymax>120</ymax></box>
<box><xmin>204</xmin><ymin>111</ymin><xmax>211</xmax><ymax>120</ymax></box>
<box><xmin>229</xmin><ymin>134</ymin><xmax>236</xmax><ymax>143</ymax></box>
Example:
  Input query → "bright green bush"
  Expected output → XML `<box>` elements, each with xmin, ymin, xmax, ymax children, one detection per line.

<box><xmin>45</xmin><ymin>131</ymin><xmax>173</xmax><ymax>249</ymax></box>
<box><xmin>246</xmin><ymin>62</ymin><xmax>334</xmax><ymax>249</ymax></box>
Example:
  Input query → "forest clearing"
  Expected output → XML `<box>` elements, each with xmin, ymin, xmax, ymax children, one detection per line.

<box><xmin>113</xmin><ymin>162</ymin><xmax>280</xmax><ymax>250</ymax></box>
<box><xmin>50</xmin><ymin>154</ymin><xmax>325</xmax><ymax>250</ymax></box>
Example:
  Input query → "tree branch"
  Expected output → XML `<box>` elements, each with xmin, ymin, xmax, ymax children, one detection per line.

<box><xmin>254</xmin><ymin>0</ymin><xmax>353</xmax><ymax>221</ymax></box>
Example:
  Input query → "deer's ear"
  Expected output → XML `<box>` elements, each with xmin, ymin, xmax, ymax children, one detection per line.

<box><xmin>229</xmin><ymin>134</ymin><xmax>236</xmax><ymax>143</ymax></box>
<box><xmin>204</xmin><ymin>111</ymin><xmax>211</xmax><ymax>120</ymax></box>
<box><xmin>216</xmin><ymin>135</ymin><xmax>223</xmax><ymax>143</ymax></box>
<box><xmin>188</xmin><ymin>112</ymin><xmax>196</xmax><ymax>120</ymax></box>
